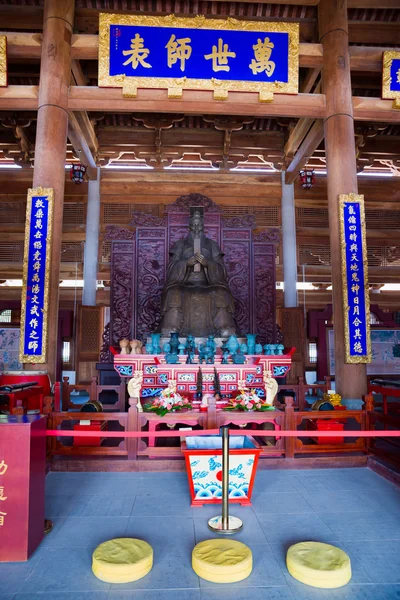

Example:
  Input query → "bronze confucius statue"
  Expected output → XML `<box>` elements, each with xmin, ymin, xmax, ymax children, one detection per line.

<box><xmin>158</xmin><ymin>208</ymin><xmax>237</xmax><ymax>338</ymax></box>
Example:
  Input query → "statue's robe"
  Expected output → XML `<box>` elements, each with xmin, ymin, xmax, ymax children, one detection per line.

<box><xmin>158</xmin><ymin>233</ymin><xmax>237</xmax><ymax>337</ymax></box>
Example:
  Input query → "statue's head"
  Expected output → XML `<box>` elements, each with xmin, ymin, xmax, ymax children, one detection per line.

<box><xmin>189</xmin><ymin>209</ymin><xmax>204</xmax><ymax>235</ymax></box>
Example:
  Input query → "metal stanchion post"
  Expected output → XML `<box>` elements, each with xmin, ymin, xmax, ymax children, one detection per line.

<box><xmin>208</xmin><ymin>425</ymin><xmax>243</xmax><ymax>534</ymax></box>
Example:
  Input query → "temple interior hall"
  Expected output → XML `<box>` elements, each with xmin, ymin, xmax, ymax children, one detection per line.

<box><xmin>0</xmin><ymin>0</ymin><xmax>400</xmax><ymax>597</ymax></box>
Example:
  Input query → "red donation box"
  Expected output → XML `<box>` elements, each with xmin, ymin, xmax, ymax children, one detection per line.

<box><xmin>0</xmin><ymin>415</ymin><xmax>47</xmax><ymax>562</ymax></box>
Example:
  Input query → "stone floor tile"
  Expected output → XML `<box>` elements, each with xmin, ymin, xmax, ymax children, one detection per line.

<box><xmin>44</xmin><ymin>516</ymin><xmax>129</xmax><ymax>548</ymax></box>
<box><xmin>252</xmin><ymin>492</ymin><xmax>314</xmax><ymax>514</ymax></box>
<box><xmin>257</xmin><ymin>513</ymin><xmax>337</xmax><ymax>545</ymax></box>
<box><xmin>17</xmin><ymin>548</ymin><xmax>110</xmax><ymax>593</ymax></box>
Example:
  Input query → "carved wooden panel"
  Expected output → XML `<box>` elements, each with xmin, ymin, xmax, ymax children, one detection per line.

<box><xmin>135</xmin><ymin>227</ymin><xmax>167</xmax><ymax>340</ymax></box>
<box><xmin>76</xmin><ymin>305</ymin><xmax>104</xmax><ymax>383</ymax></box>
<box><xmin>77</xmin><ymin>305</ymin><xmax>103</xmax><ymax>359</ymax></box>
<box><xmin>110</xmin><ymin>240</ymin><xmax>135</xmax><ymax>347</ymax></box>
<box><xmin>222</xmin><ymin>229</ymin><xmax>252</xmax><ymax>335</ymax></box>
<box><xmin>252</xmin><ymin>243</ymin><xmax>276</xmax><ymax>345</ymax></box>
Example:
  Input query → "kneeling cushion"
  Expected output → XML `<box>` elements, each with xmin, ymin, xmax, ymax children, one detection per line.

<box><xmin>286</xmin><ymin>542</ymin><xmax>351</xmax><ymax>589</ymax></box>
<box><xmin>92</xmin><ymin>538</ymin><xmax>153</xmax><ymax>583</ymax></box>
<box><xmin>192</xmin><ymin>538</ymin><xmax>252</xmax><ymax>583</ymax></box>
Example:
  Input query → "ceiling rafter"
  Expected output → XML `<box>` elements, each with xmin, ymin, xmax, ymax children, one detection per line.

<box><xmin>68</xmin><ymin>61</ymin><xmax>99</xmax><ymax>179</ymax></box>
<box><xmin>285</xmin><ymin>120</ymin><xmax>324</xmax><ymax>184</ymax></box>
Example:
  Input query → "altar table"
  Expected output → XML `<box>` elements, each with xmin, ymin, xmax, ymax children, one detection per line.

<box><xmin>113</xmin><ymin>349</ymin><xmax>294</xmax><ymax>401</ymax></box>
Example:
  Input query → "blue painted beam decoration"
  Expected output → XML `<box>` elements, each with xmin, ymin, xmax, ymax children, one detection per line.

<box><xmin>339</xmin><ymin>194</ymin><xmax>371</xmax><ymax>364</ymax></box>
<box><xmin>0</xmin><ymin>36</ymin><xmax>7</xmax><ymax>87</ymax></box>
<box><xmin>98</xmin><ymin>14</ymin><xmax>299</xmax><ymax>99</ymax></box>
<box><xmin>382</xmin><ymin>50</ymin><xmax>400</xmax><ymax>104</ymax></box>
<box><xmin>19</xmin><ymin>188</ymin><xmax>53</xmax><ymax>364</ymax></box>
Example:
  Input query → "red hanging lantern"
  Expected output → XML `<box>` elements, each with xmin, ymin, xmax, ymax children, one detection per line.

<box><xmin>70</xmin><ymin>163</ymin><xmax>87</xmax><ymax>184</ymax></box>
<box><xmin>299</xmin><ymin>169</ymin><xmax>315</xmax><ymax>189</ymax></box>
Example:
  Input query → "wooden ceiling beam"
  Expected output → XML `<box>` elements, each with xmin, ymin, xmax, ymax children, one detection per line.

<box><xmin>73</xmin><ymin>111</ymin><xmax>99</xmax><ymax>155</ymax></box>
<box><xmin>353</xmin><ymin>97</ymin><xmax>400</xmax><ymax>123</ymax></box>
<box><xmin>67</xmin><ymin>87</ymin><xmax>327</xmax><ymax>119</ymax></box>
<box><xmin>67</xmin><ymin>112</ymin><xmax>98</xmax><ymax>179</ymax></box>
<box><xmin>348</xmin><ymin>0</ymin><xmax>400</xmax><ymax>6</ymax></box>
<box><xmin>71</xmin><ymin>60</ymin><xmax>88</xmax><ymax>87</ymax></box>
<box><xmin>284</xmin><ymin>118</ymin><xmax>313</xmax><ymax>160</ymax></box>
<box><xmin>285</xmin><ymin>120</ymin><xmax>324</xmax><ymax>184</ymax></box>
<box><xmin>301</xmin><ymin>68</ymin><xmax>321</xmax><ymax>94</ymax></box>
<box><xmin>2</xmin><ymin>34</ymin><xmax>324</xmax><ymax>66</ymax></box>
<box><xmin>349</xmin><ymin>22</ymin><xmax>400</xmax><ymax>46</ymax></box>
<box><xmin>201</xmin><ymin>0</ymin><xmax>321</xmax><ymax>3</ymax></box>
<box><xmin>4</xmin><ymin>32</ymin><xmax>398</xmax><ymax>74</ymax></box>
<box><xmin>97</xmin><ymin>126</ymin><xmax>284</xmax><ymax>150</ymax></box>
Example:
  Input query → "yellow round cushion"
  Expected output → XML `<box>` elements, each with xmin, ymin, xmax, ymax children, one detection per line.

<box><xmin>286</xmin><ymin>542</ymin><xmax>351</xmax><ymax>589</ymax></box>
<box><xmin>92</xmin><ymin>538</ymin><xmax>153</xmax><ymax>584</ymax></box>
<box><xmin>192</xmin><ymin>539</ymin><xmax>252</xmax><ymax>583</ymax></box>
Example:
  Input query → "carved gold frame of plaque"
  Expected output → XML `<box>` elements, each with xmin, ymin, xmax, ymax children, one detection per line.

<box><xmin>98</xmin><ymin>13</ymin><xmax>299</xmax><ymax>99</ymax></box>
<box><xmin>0</xmin><ymin>36</ymin><xmax>7</xmax><ymax>87</ymax></box>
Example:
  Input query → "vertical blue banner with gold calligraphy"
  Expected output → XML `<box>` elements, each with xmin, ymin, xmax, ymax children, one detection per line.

<box><xmin>339</xmin><ymin>194</ymin><xmax>371</xmax><ymax>364</ymax></box>
<box><xmin>19</xmin><ymin>188</ymin><xmax>53</xmax><ymax>364</ymax></box>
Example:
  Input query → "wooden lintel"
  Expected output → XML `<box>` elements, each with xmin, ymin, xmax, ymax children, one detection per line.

<box><xmin>67</xmin><ymin>87</ymin><xmax>327</xmax><ymax>119</ymax></box>
<box><xmin>285</xmin><ymin>120</ymin><xmax>324</xmax><ymax>184</ymax></box>
<box><xmin>2</xmin><ymin>34</ymin><xmax>324</xmax><ymax>68</ymax></box>
<box><xmin>3</xmin><ymin>33</ymin><xmax>397</xmax><ymax>74</ymax></box>
<box><xmin>0</xmin><ymin>86</ymin><xmax>399</xmax><ymax>125</ymax></box>
<box><xmin>201</xmin><ymin>0</ymin><xmax>320</xmax><ymax>3</ymax></box>
<box><xmin>353</xmin><ymin>96</ymin><xmax>400</xmax><ymax>123</ymax></box>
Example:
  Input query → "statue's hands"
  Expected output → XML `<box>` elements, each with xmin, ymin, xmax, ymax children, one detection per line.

<box><xmin>187</xmin><ymin>256</ymin><xmax>197</xmax><ymax>267</ymax></box>
<box><xmin>195</xmin><ymin>253</ymin><xmax>208</xmax><ymax>267</ymax></box>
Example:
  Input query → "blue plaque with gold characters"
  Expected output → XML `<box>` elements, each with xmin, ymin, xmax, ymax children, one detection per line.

<box><xmin>98</xmin><ymin>14</ymin><xmax>299</xmax><ymax>100</ymax></box>
<box><xmin>339</xmin><ymin>194</ymin><xmax>371</xmax><ymax>364</ymax></box>
<box><xmin>0</xmin><ymin>36</ymin><xmax>7</xmax><ymax>87</ymax></box>
<box><xmin>19</xmin><ymin>188</ymin><xmax>53</xmax><ymax>364</ymax></box>
<box><xmin>382</xmin><ymin>50</ymin><xmax>400</xmax><ymax>108</ymax></box>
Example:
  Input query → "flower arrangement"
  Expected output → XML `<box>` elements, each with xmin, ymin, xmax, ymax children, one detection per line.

<box><xmin>144</xmin><ymin>387</ymin><xmax>191</xmax><ymax>417</ymax></box>
<box><xmin>224</xmin><ymin>387</ymin><xmax>275</xmax><ymax>412</ymax></box>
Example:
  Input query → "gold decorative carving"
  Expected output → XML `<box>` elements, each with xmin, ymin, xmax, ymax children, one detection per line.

<box><xmin>122</xmin><ymin>81</ymin><xmax>138</xmax><ymax>98</ymax></box>
<box><xmin>339</xmin><ymin>193</ymin><xmax>371</xmax><ymax>364</ymax></box>
<box><xmin>0</xmin><ymin>36</ymin><xmax>7</xmax><ymax>87</ymax></box>
<box><xmin>393</xmin><ymin>97</ymin><xmax>400</xmax><ymax>110</ymax></box>
<box><xmin>382</xmin><ymin>50</ymin><xmax>400</xmax><ymax>101</ymax></box>
<box><xmin>98</xmin><ymin>13</ymin><xmax>299</xmax><ymax>100</ymax></box>
<box><xmin>259</xmin><ymin>91</ymin><xmax>274</xmax><ymax>103</ymax></box>
<box><xmin>19</xmin><ymin>187</ymin><xmax>54</xmax><ymax>364</ymax></box>
<box><xmin>168</xmin><ymin>87</ymin><xmax>183</xmax><ymax>99</ymax></box>
<box><xmin>213</xmin><ymin>89</ymin><xmax>228</xmax><ymax>101</ymax></box>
